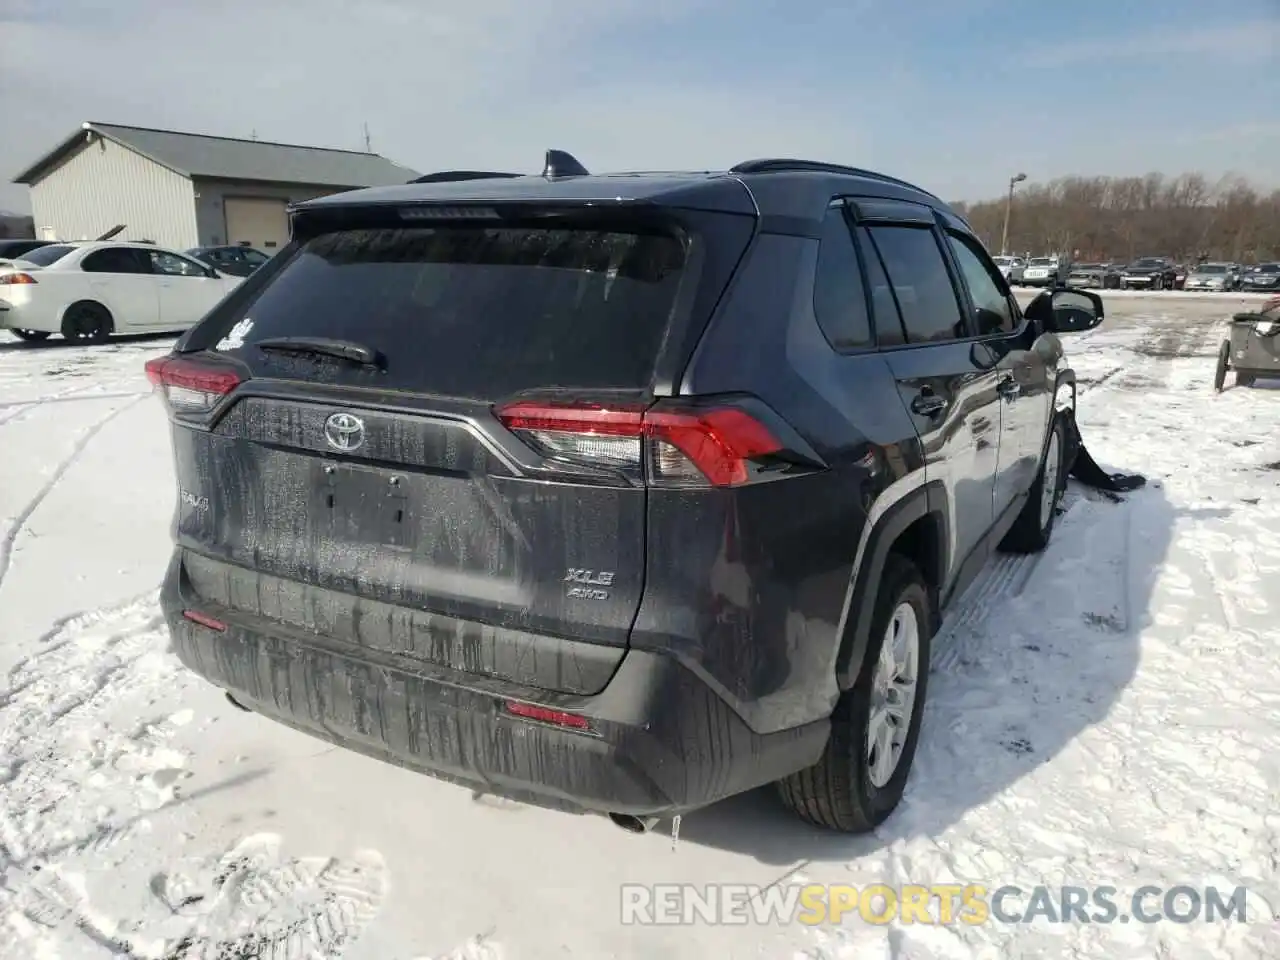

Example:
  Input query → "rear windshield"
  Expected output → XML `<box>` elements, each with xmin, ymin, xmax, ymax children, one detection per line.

<box><xmin>209</xmin><ymin>225</ymin><xmax>688</xmax><ymax>399</ymax></box>
<box><xmin>17</xmin><ymin>244</ymin><xmax>74</xmax><ymax>266</ymax></box>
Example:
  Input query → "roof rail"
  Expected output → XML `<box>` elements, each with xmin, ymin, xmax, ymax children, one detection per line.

<box><xmin>728</xmin><ymin>159</ymin><xmax>940</xmax><ymax>202</ymax></box>
<box><xmin>408</xmin><ymin>170</ymin><xmax>521</xmax><ymax>184</ymax></box>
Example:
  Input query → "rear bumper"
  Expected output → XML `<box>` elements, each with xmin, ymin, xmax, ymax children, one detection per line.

<box><xmin>161</xmin><ymin>552</ymin><xmax>828</xmax><ymax>816</ymax></box>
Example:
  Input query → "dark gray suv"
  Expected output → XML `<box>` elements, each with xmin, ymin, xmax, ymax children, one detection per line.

<box><xmin>146</xmin><ymin>153</ymin><xmax>1102</xmax><ymax>833</ymax></box>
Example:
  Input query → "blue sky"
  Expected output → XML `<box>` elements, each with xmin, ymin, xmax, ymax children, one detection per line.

<box><xmin>2</xmin><ymin>0</ymin><xmax>1277</xmax><ymax>213</ymax></box>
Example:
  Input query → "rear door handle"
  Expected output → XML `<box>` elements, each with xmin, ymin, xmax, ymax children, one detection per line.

<box><xmin>910</xmin><ymin>392</ymin><xmax>946</xmax><ymax>417</ymax></box>
<box><xmin>998</xmin><ymin>376</ymin><xmax>1020</xmax><ymax>398</ymax></box>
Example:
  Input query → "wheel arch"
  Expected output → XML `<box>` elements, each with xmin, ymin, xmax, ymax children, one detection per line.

<box><xmin>835</xmin><ymin>480</ymin><xmax>948</xmax><ymax>692</ymax></box>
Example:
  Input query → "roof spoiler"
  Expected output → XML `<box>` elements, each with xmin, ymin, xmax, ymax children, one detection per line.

<box><xmin>405</xmin><ymin>150</ymin><xmax>592</xmax><ymax>185</ymax></box>
<box><xmin>408</xmin><ymin>171</ymin><xmax>520</xmax><ymax>184</ymax></box>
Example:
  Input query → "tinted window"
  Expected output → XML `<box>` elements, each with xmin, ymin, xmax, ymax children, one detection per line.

<box><xmin>150</xmin><ymin>250</ymin><xmax>209</xmax><ymax>277</ymax></box>
<box><xmin>81</xmin><ymin>247</ymin><xmax>151</xmax><ymax>274</ymax></box>
<box><xmin>947</xmin><ymin>232</ymin><xmax>1016</xmax><ymax>335</ymax></box>
<box><xmin>243</xmin><ymin>249</ymin><xmax>269</xmax><ymax>265</ymax></box>
<box><xmin>17</xmin><ymin>244</ymin><xmax>74</xmax><ymax>266</ymax></box>
<box><xmin>857</xmin><ymin>227</ymin><xmax>906</xmax><ymax>347</ymax></box>
<box><xmin>864</xmin><ymin>225</ymin><xmax>966</xmax><ymax>343</ymax></box>
<box><xmin>812</xmin><ymin>206</ymin><xmax>872</xmax><ymax>351</ymax></box>
<box><xmin>209</xmin><ymin>224</ymin><xmax>688</xmax><ymax>399</ymax></box>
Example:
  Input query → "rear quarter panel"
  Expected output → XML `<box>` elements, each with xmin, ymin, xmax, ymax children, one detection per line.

<box><xmin>646</xmin><ymin>232</ymin><xmax>924</xmax><ymax>735</ymax></box>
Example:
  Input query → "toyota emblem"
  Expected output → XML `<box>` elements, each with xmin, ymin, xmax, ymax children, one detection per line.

<box><xmin>323</xmin><ymin>412</ymin><xmax>366</xmax><ymax>452</ymax></box>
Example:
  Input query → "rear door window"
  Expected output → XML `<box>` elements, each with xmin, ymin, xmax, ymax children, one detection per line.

<box><xmin>863</xmin><ymin>225</ymin><xmax>967</xmax><ymax>343</ymax></box>
<box><xmin>81</xmin><ymin>247</ymin><xmax>152</xmax><ymax>274</ymax></box>
<box><xmin>206</xmin><ymin>224</ymin><xmax>689</xmax><ymax>399</ymax></box>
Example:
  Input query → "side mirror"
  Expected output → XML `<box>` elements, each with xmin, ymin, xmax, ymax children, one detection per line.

<box><xmin>1043</xmin><ymin>288</ymin><xmax>1104</xmax><ymax>333</ymax></box>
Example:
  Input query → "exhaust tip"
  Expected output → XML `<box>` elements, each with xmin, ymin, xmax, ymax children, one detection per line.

<box><xmin>225</xmin><ymin>691</ymin><xmax>251</xmax><ymax>712</ymax></box>
<box><xmin>608</xmin><ymin>813</ymin><xmax>660</xmax><ymax>834</ymax></box>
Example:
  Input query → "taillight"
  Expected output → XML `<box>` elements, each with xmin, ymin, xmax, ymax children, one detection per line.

<box><xmin>0</xmin><ymin>273</ymin><xmax>37</xmax><ymax>285</ymax></box>
<box><xmin>144</xmin><ymin>354</ymin><xmax>244</xmax><ymax>414</ymax></box>
<box><xmin>495</xmin><ymin>400</ymin><xmax>785</xmax><ymax>488</ymax></box>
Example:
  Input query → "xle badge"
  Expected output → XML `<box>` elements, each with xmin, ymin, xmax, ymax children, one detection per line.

<box><xmin>564</xmin><ymin>568</ymin><xmax>614</xmax><ymax>601</ymax></box>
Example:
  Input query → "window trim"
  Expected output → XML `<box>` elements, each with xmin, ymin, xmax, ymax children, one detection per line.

<box><xmin>812</xmin><ymin>200</ymin><xmax>879</xmax><ymax>356</ymax></box>
<box><xmin>941</xmin><ymin>228</ymin><xmax>1028</xmax><ymax>341</ymax></box>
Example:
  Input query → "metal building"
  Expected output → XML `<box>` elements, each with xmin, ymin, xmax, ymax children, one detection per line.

<box><xmin>12</xmin><ymin>122</ymin><xmax>420</xmax><ymax>252</ymax></box>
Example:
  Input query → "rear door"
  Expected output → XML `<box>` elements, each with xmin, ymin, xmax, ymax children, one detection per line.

<box><xmin>79</xmin><ymin>246</ymin><xmax>159</xmax><ymax>331</ymax></box>
<box><xmin>851</xmin><ymin>202</ymin><xmax>1003</xmax><ymax>595</ymax></box>
<box><xmin>172</xmin><ymin>209</ymin><xmax>738</xmax><ymax>693</ymax></box>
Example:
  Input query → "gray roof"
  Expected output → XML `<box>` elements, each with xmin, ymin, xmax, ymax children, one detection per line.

<box><xmin>13</xmin><ymin>122</ymin><xmax>420</xmax><ymax>188</ymax></box>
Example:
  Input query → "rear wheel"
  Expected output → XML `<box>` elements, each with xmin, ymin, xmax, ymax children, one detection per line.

<box><xmin>1214</xmin><ymin>340</ymin><xmax>1231</xmax><ymax>392</ymax></box>
<box><xmin>11</xmin><ymin>329</ymin><xmax>51</xmax><ymax>342</ymax></box>
<box><xmin>61</xmin><ymin>302</ymin><xmax>113</xmax><ymax>345</ymax></box>
<box><xmin>777</xmin><ymin>554</ymin><xmax>933</xmax><ymax>833</ymax></box>
<box><xmin>1153</xmin><ymin>276</ymin><xmax>1165</xmax><ymax>291</ymax></box>
<box><xmin>999</xmin><ymin>416</ymin><xmax>1066</xmax><ymax>554</ymax></box>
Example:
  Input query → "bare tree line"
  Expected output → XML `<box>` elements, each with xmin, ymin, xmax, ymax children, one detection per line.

<box><xmin>950</xmin><ymin>173</ymin><xmax>1280</xmax><ymax>264</ymax></box>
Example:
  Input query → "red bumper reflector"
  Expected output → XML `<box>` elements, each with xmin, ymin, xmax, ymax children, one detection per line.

<box><xmin>183</xmin><ymin>609</ymin><xmax>227</xmax><ymax>632</ymax></box>
<box><xmin>504</xmin><ymin>700</ymin><xmax>590</xmax><ymax>730</ymax></box>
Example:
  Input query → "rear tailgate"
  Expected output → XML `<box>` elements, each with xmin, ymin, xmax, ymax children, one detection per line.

<box><xmin>162</xmin><ymin>202</ymin><xmax>753</xmax><ymax>695</ymax></box>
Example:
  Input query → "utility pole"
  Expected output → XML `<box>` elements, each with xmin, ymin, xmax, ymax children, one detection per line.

<box><xmin>363</xmin><ymin>123</ymin><xmax>372</xmax><ymax>152</ymax></box>
<box><xmin>251</xmin><ymin>129</ymin><xmax>257</xmax><ymax>141</ymax></box>
<box><xmin>1001</xmin><ymin>172</ymin><xmax>1027</xmax><ymax>256</ymax></box>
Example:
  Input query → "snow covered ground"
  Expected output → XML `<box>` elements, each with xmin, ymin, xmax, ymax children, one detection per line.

<box><xmin>1</xmin><ymin>293</ymin><xmax>1278</xmax><ymax>959</ymax></box>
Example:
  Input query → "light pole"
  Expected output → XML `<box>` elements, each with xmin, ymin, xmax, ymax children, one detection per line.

<box><xmin>1001</xmin><ymin>172</ymin><xmax>1027</xmax><ymax>256</ymax></box>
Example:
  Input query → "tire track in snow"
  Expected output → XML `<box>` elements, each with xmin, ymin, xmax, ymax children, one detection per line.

<box><xmin>0</xmin><ymin>390</ymin><xmax>149</xmax><ymax>411</ymax></box>
<box><xmin>0</xmin><ymin>393</ymin><xmax>150</xmax><ymax>594</ymax></box>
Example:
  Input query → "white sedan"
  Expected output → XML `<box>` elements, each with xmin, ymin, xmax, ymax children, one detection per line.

<box><xmin>0</xmin><ymin>241</ymin><xmax>244</xmax><ymax>343</ymax></box>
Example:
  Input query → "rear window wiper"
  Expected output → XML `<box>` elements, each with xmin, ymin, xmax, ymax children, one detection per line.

<box><xmin>254</xmin><ymin>336</ymin><xmax>384</xmax><ymax>367</ymax></box>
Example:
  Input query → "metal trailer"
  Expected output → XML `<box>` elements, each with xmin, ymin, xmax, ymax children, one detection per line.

<box><xmin>1215</xmin><ymin>298</ymin><xmax>1280</xmax><ymax>391</ymax></box>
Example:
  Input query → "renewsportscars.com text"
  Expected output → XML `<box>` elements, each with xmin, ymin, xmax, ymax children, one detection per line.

<box><xmin>619</xmin><ymin>883</ymin><xmax>1250</xmax><ymax>926</ymax></box>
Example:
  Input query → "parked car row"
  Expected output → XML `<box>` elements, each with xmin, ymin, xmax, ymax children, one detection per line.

<box><xmin>995</xmin><ymin>251</ymin><xmax>1280</xmax><ymax>293</ymax></box>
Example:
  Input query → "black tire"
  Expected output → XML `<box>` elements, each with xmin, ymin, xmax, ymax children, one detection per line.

<box><xmin>11</xmin><ymin>329</ymin><xmax>51</xmax><ymax>342</ymax></box>
<box><xmin>1214</xmin><ymin>340</ymin><xmax>1231</xmax><ymax>392</ymax></box>
<box><xmin>1235</xmin><ymin>371</ymin><xmax>1256</xmax><ymax>388</ymax></box>
<box><xmin>777</xmin><ymin>554</ymin><xmax>933</xmax><ymax>833</ymax></box>
<box><xmin>60</xmin><ymin>302</ymin><xmax>113</xmax><ymax>344</ymax></box>
<box><xmin>999</xmin><ymin>415</ymin><xmax>1067</xmax><ymax>554</ymax></box>
<box><xmin>1120</xmin><ymin>281</ymin><xmax>1129</xmax><ymax>290</ymax></box>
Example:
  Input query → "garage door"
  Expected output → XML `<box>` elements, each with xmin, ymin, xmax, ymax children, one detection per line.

<box><xmin>224</xmin><ymin>198</ymin><xmax>290</xmax><ymax>252</ymax></box>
